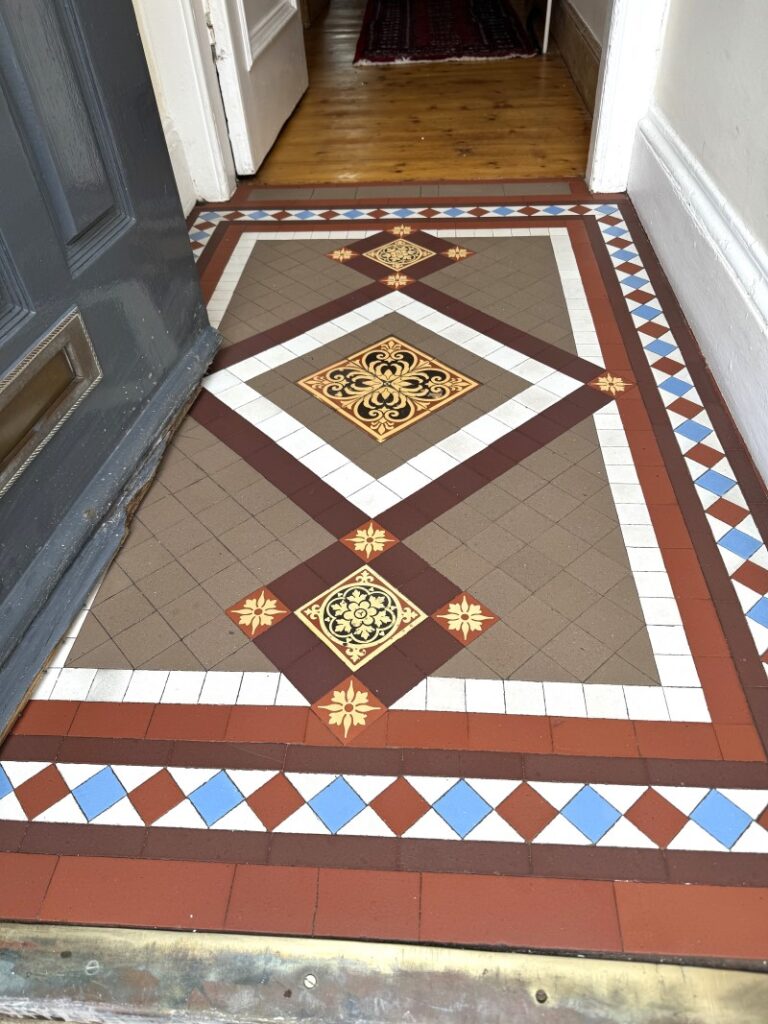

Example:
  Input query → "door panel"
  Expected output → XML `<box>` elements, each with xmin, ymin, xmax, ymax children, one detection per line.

<box><xmin>209</xmin><ymin>0</ymin><xmax>308</xmax><ymax>174</ymax></box>
<box><xmin>0</xmin><ymin>0</ymin><xmax>217</xmax><ymax>731</ymax></box>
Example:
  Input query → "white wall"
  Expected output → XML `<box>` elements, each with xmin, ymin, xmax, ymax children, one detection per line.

<box><xmin>132</xmin><ymin>0</ymin><xmax>237</xmax><ymax>212</ymax></box>
<box><xmin>569</xmin><ymin>0</ymin><xmax>612</xmax><ymax>44</ymax></box>
<box><xmin>629</xmin><ymin>0</ymin><xmax>768</xmax><ymax>480</ymax></box>
<box><xmin>654</xmin><ymin>0</ymin><xmax>768</xmax><ymax>253</ymax></box>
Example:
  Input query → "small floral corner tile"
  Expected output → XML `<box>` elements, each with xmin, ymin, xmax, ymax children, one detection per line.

<box><xmin>340</xmin><ymin>521</ymin><xmax>399</xmax><ymax>562</ymax></box>
<box><xmin>225</xmin><ymin>587</ymin><xmax>290</xmax><ymax>639</ymax></box>
<box><xmin>432</xmin><ymin>592</ymin><xmax>498</xmax><ymax>646</ymax></box>
<box><xmin>311</xmin><ymin>677</ymin><xmax>386</xmax><ymax>744</ymax></box>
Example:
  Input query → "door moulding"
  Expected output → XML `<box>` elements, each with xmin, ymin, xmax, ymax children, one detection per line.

<box><xmin>586</xmin><ymin>0</ymin><xmax>669</xmax><ymax>194</ymax></box>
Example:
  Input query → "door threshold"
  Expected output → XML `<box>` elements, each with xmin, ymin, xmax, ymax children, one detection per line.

<box><xmin>0</xmin><ymin>923</ymin><xmax>765</xmax><ymax>1023</ymax></box>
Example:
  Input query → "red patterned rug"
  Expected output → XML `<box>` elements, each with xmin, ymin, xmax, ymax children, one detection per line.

<box><xmin>353</xmin><ymin>0</ymin><xmax>538</xmax><ymax>64</ymax></box>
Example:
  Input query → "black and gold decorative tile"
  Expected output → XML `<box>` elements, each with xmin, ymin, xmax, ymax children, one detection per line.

<box><xmin>295</xmin><ymin>566</ymin><xmax>427</xmax><ymax>669</ymax></box>
<box><xmin>363</xmin><ymin>237</ymin><xmax>435</xmax><ymax>273</ymax></box>
<box><xmin>297</xmin><ymin>336</ymin><xmax>479</xmax><ymax>441</ymax></box>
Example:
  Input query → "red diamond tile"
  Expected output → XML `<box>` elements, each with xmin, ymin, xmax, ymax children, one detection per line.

<box><xmin>637</xmin><ymin>322</ymin><xmax>670</xmax><ymax>339</ymax></box>
<box><xmin>340</xmin><ymin>521</ymin><xmax>399</xmax><ymax>562</ymax></box>
<box><xmin>599</xmin><ymin>214</ymin><xmax>622</xmax><ymax>226</ymax></box>
<box><xmin>311</xmin><ymin>677</ymin><xmax>385</xmax><ymax>744</ymax></box>
<box><xmin>371</xmin><ymin>778</ymin><xmax>430</xmax><ymax>836</ymax></box>
<box><xmin>651</xmin><ymin>356</ymin><xmax>686</xmax><ymax>375</ymax></box>
<box><xmin>667</xmin><ymin>397</ymin><xmax>704</xmax><ymax>418</ymax></box>
<box><xmin>607</xmin><ymin>236</ymin><xmax>632</xmax><ymax>250</ymax></box>
<box><xmin>686</xmin><ymin>443</ymin><xmax>724</xmax><ymax>468</ymax></box>
<box><xmin>225</xmin><ymin>587</ymin><xmax>290</xmax><ymax>639</ymax></box>
<box><xmin>519</xmin><ymin>206</ymin><xmax>539</xmax><ymax>216</ymax></box>
<box><xmin>708</xmin><ymin>497</ymin><xmax>749</xmax><ymax>528</ymax></box>
<box><xmin>247</xmin><ymin>774</ymin><xmax>304</xmax><ymax>830</ymax></box>
<box><xmin>615</xmin><ymin>261</ymin><xmax>644</xmax><ymax>274</ymax></box>
<box><xmin>272</xmin><ymin>211</ymin><xmax>291</xmax><ymax>221</ymax></box>
<box><xmin>626</xmin><ymin>288</ymin><xmax>656</xmax><ymax>303</ymax></box>
<box><xmin>732</xmin><ymin>561</ymin><xmax>768</xmax><ymax>595</ymax></box>
<box><xmin>496</xmin><ymin>783</ymin><xmax>556</xmax><ymax>841</ymax></box>
<box><xmin>369</xmin><ymin>209</ymin><xmax>389</xmax><ymax>219</ymax></box>
<box><xmin>467</xmin><ymin>207</ymin><xmax>489</xmax><ymax>217</ymax></box>
<box><xmin>419</xmin><ymin>208</ymin><xmax>440</xmax><ymax>218</ymax></box>
<box><xmin>129</xmin><ymin>769</ymin><xmax>185</xmax><ymax>825</ymax></box>
<box><xmin>624</xmin><ymin>789</ymin><xmax>687</xmax><ymax>848</ymax></box>
<box><xmin>568</xmin><ymin>204</ymin><xmax>591</xmax><ymax>215</ymax></box>
<box><xmin>15</xmin><ymin>765</ymin><xmax>70</xmax><ymax>820</ymax></box>
<box><xmin>432</xmin><ymin>592</ymin><xmax>498</xmax><ymax>647</ymax></box>
<box><xmin>319</xmin><ymin>210</ymin><xmax>339</xmax><ymax>220</ymax></box>
<box><xmin>758</xmin><ymin>804</ymin><xmax>768</xmax><ymax>830</ymax></box>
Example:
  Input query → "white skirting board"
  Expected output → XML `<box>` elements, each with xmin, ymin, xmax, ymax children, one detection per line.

<box><xmin>628</xmin><ymin>106</ymin><xmax>768</xmax><ymax>483</ymax></box>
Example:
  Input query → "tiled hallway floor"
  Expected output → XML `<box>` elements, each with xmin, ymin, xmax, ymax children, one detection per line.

<box><xmin>2</xmin><ymin>182</ymin><xmax>768</xmax><ymax>960</ymax></box>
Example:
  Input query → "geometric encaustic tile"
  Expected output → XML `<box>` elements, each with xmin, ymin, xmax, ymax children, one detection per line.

<box><xmin>340</xmin><ymin>520</ymin><xmax>399</xmax><ymax>562</ymax></box>
<box><xmin>225</xmin><ymin>587</ymin><xmax>290</xmax><ymax>639</ymax></box>
<box><xmin>432</xmin><ymin>592</ymin><xmax>498</xmax><ymax>646</ymax></box>
<box><xmin>310</xmin><ymin>676</ymin><xmax>385</xmax><ymax>743</ymax></box>
<box><xmin>295</xmin><ymin>566</ymin><xmax>427</xmax><ymax>670</ymax></box>
<box><xmin>297</xmin><ymin>337</ymin><xmax>478</xmax><ymax>442</ymax></box>
<box><xmin>363</xmin><ymin>236</ymin><xmax>435</xmax><ymax>273</ymax></box>
<box><xmin>588</xmin><ymin>371</ymin><xmax>636</xmax><ymax>397</ymax></box>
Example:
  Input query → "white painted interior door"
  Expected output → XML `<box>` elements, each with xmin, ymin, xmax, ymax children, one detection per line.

<box><xmin>206</xmin><ymin>0</ymin><xmax>308</xmax><ymax>175</ymax></box>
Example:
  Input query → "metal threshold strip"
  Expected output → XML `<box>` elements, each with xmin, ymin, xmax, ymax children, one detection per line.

<box><xmin>0</xmin><ymin>924</ymin><xmax>766</xmax><ymax>1024</ymax></box>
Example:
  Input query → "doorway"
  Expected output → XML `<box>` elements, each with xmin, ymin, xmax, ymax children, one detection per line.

<box><xmin>250</xmin><ymin>0</ymin><xmax>593</xmax><ymax>184</ymax></box>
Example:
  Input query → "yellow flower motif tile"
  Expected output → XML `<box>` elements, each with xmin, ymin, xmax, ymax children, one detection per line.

<box><xmin>390</xmin><ymin>224</ymin><xmax>413</xmax><ymax>237</ymax></box>
<box><xmin>341</xmin><ymin>520</ymin><xmax>399</xmax><ymax>562</ymax></box>
<box><xmin>296</xmin><ymin>566</ymin><xmax>427</xmax><ymax>670</ymax></box>
<box><xmin>225</xmin><ymin>587</ymin><xmax>289</xmax><ymax>639</ymax></box>
<box><xmin>381</xmin><ymin>272</ymin><xmax>414</xmax><ymax>289</ymax></box>
<box><xmin>297</xmin><ymin>336</ymin><xmax>478</xmax><ymax>442</ymax></box>
<box><xmin>432</xmin><ymin>592</ymin><xmax>498</xmax><ymax>646</ymax></box>
<box><xmin>327</xmin><ymin>246</ymin><xmax>355</xmax><ymax>262</ymax></box>
<box><xmin>364</xmin><ymin>237</ymin><xmax>435</xmax><ymax>273</ymax></box>
<box><xmin>445</xmin><ymin>245</ymin><xmax>473</xmax><ymax>262</ymax></box>
<box><xmin>311</xmin><ymin>676</ymin><xmax>385</xmax><ymax>743</ymax></box>
<box><xmin>589</xmin><ymin>372</ymin><xmax>635</xmax><ymax>397</ymax></box>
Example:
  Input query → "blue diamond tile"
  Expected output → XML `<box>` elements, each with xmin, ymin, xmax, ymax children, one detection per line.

<box><xmin>247</xmin><ymin>210</ymin><xmax>269</xmax><ymax>220</ymax></box>
<box><xmin>72</xmin><ymin>767</ymin><xmax>126</xmax><ymax>821</ymax></box>
<box><xmin>644</xmin><ymin>338</ymin><xmax>676</xmax><ymax>357</ymax></box>
<box><xmin>309</xmin><ymin>777</ymin><xmax>366</xmax><ymax>834</ymax></box>
<box><xmin>343</xmin><ymin>209</ymin><xmax>365</xmax><ymax>219</ymax></box>
<box><xmin>659</xmin><ymin>377</ymin><xmax>693</xmax><ymax>397</ymax></box>
<box><xmin>189</xmin><ymin>771</ymin><xmax>243</xmax><ymax>827</ymax></box>
<box><xmin>690</xmin><ymin>790</ymin><xmax>751</xmax><ymax>848</ymax></box>
<box><xmin>561</xmin><ymin>786</ymin><xmax>621</xmax><ymax>843</ymax></box>
<box><xmin>433</xmin><ymin>781</ymin><xmax>492</xmax><ymax>838</ymax></box>
<box><xmin>603</xmin><ymin>225</ymin><xmax>628</xmax><ymax>237</ymax></box>
<box><xmin>393</xmin><ymin>208</ymin><xmax>415</xmax><ymax>218</ymax></box>
<box><xmin>198</xmin><ymin>212</ymin><xmax>221</xmax><ymax>222</ymax></box>
<box><xmin>719</xmin><ymin>528</ymin><xmax>762</xmax><ymax>560</ymax></box>
<box><xmin>696</xmin><ymin>469</ymin><xmax>735</xmax><ymax>496</ymax></box>
<box><xmin>493</xmin><ymin>206</ymin><xmax>514</xmax><ymax>216</ymax></box>
<box><xmin>621</xmin><ymin>274</ymin><xmax>649</xmax><ymax>289</ymax></box>
<box><xmin>675</xmin><ymin>420</ymin><xmax>711</xmax><ymax>443</ymax></box>
<box><xmin>747</xmin><ymin>596</ymin><xmax>768</xmax><ymax>629</ymax></box>
<box><xmin>543</xmin><ymin>205</ymin><xmax>565</xmax><ymax>215</ymax></box>
<box><xmin>611</xmin><ymin>248</ymin><xmax>638</xmax><ymax>261</ymax></box>
<box><xmin>190</xmin><ymin>230</ymin><xmax>209</xmax><ymax>241</ymax></box>
<box><xmin>597</xmin><ymin>204</ymin><xmax>618</xmax><ymax>214</ymax></box>
<box><xmin>632</xmin><ymin>303</ymin><xmax>663</xmax><ymax>321</ymax></box>
<box><xmin>0</xmin><ymin>766</ymin><xmax>11</xmax><ymax>801</ymax></box>
<box><xmin>443</xmin><ymin>207</ymin><xmax>465</xmax><ymax>217</ymax></box>
<box><xmin>295</xmin><ymin>210</ymin><xmax>315</xmax><ymax>220</ymax></box>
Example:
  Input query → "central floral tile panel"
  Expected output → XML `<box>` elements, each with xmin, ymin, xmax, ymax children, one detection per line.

<box><xmin>295</xmin><ymin>565</ymin><xmax>428</xmax><ymax>668</ymax></box>
<box><xmin>297</xmin><ymin>336</ymin><xmax>479</xmax><ymax>441</ymax></box>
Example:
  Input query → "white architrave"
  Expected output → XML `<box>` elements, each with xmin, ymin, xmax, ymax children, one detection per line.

<box><xmin>586</xmin><ymin>0</ymin><xmax>670</xmax><ymax>194</ymax></box>
<box><xmin>132</xmin><ymin>0</ymin><xmax>236</xmax><ymax>208</ymax></box>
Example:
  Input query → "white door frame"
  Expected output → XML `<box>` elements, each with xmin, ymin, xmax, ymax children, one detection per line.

<box><xmin>133</xmin><ymin>0</ymin><xmax>236</xmax><ymax>207</ymax></box>
<box><xmin>586</xmin><ymin>0</ymin><xmax>670</xmax><ymax>194</ymax></box>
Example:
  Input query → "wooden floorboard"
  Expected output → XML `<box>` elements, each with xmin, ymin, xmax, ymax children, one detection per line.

<box><xmin>252</xmin><ymin>0</ymin><xmax>592</xmax><ymax>185</ymax></box>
